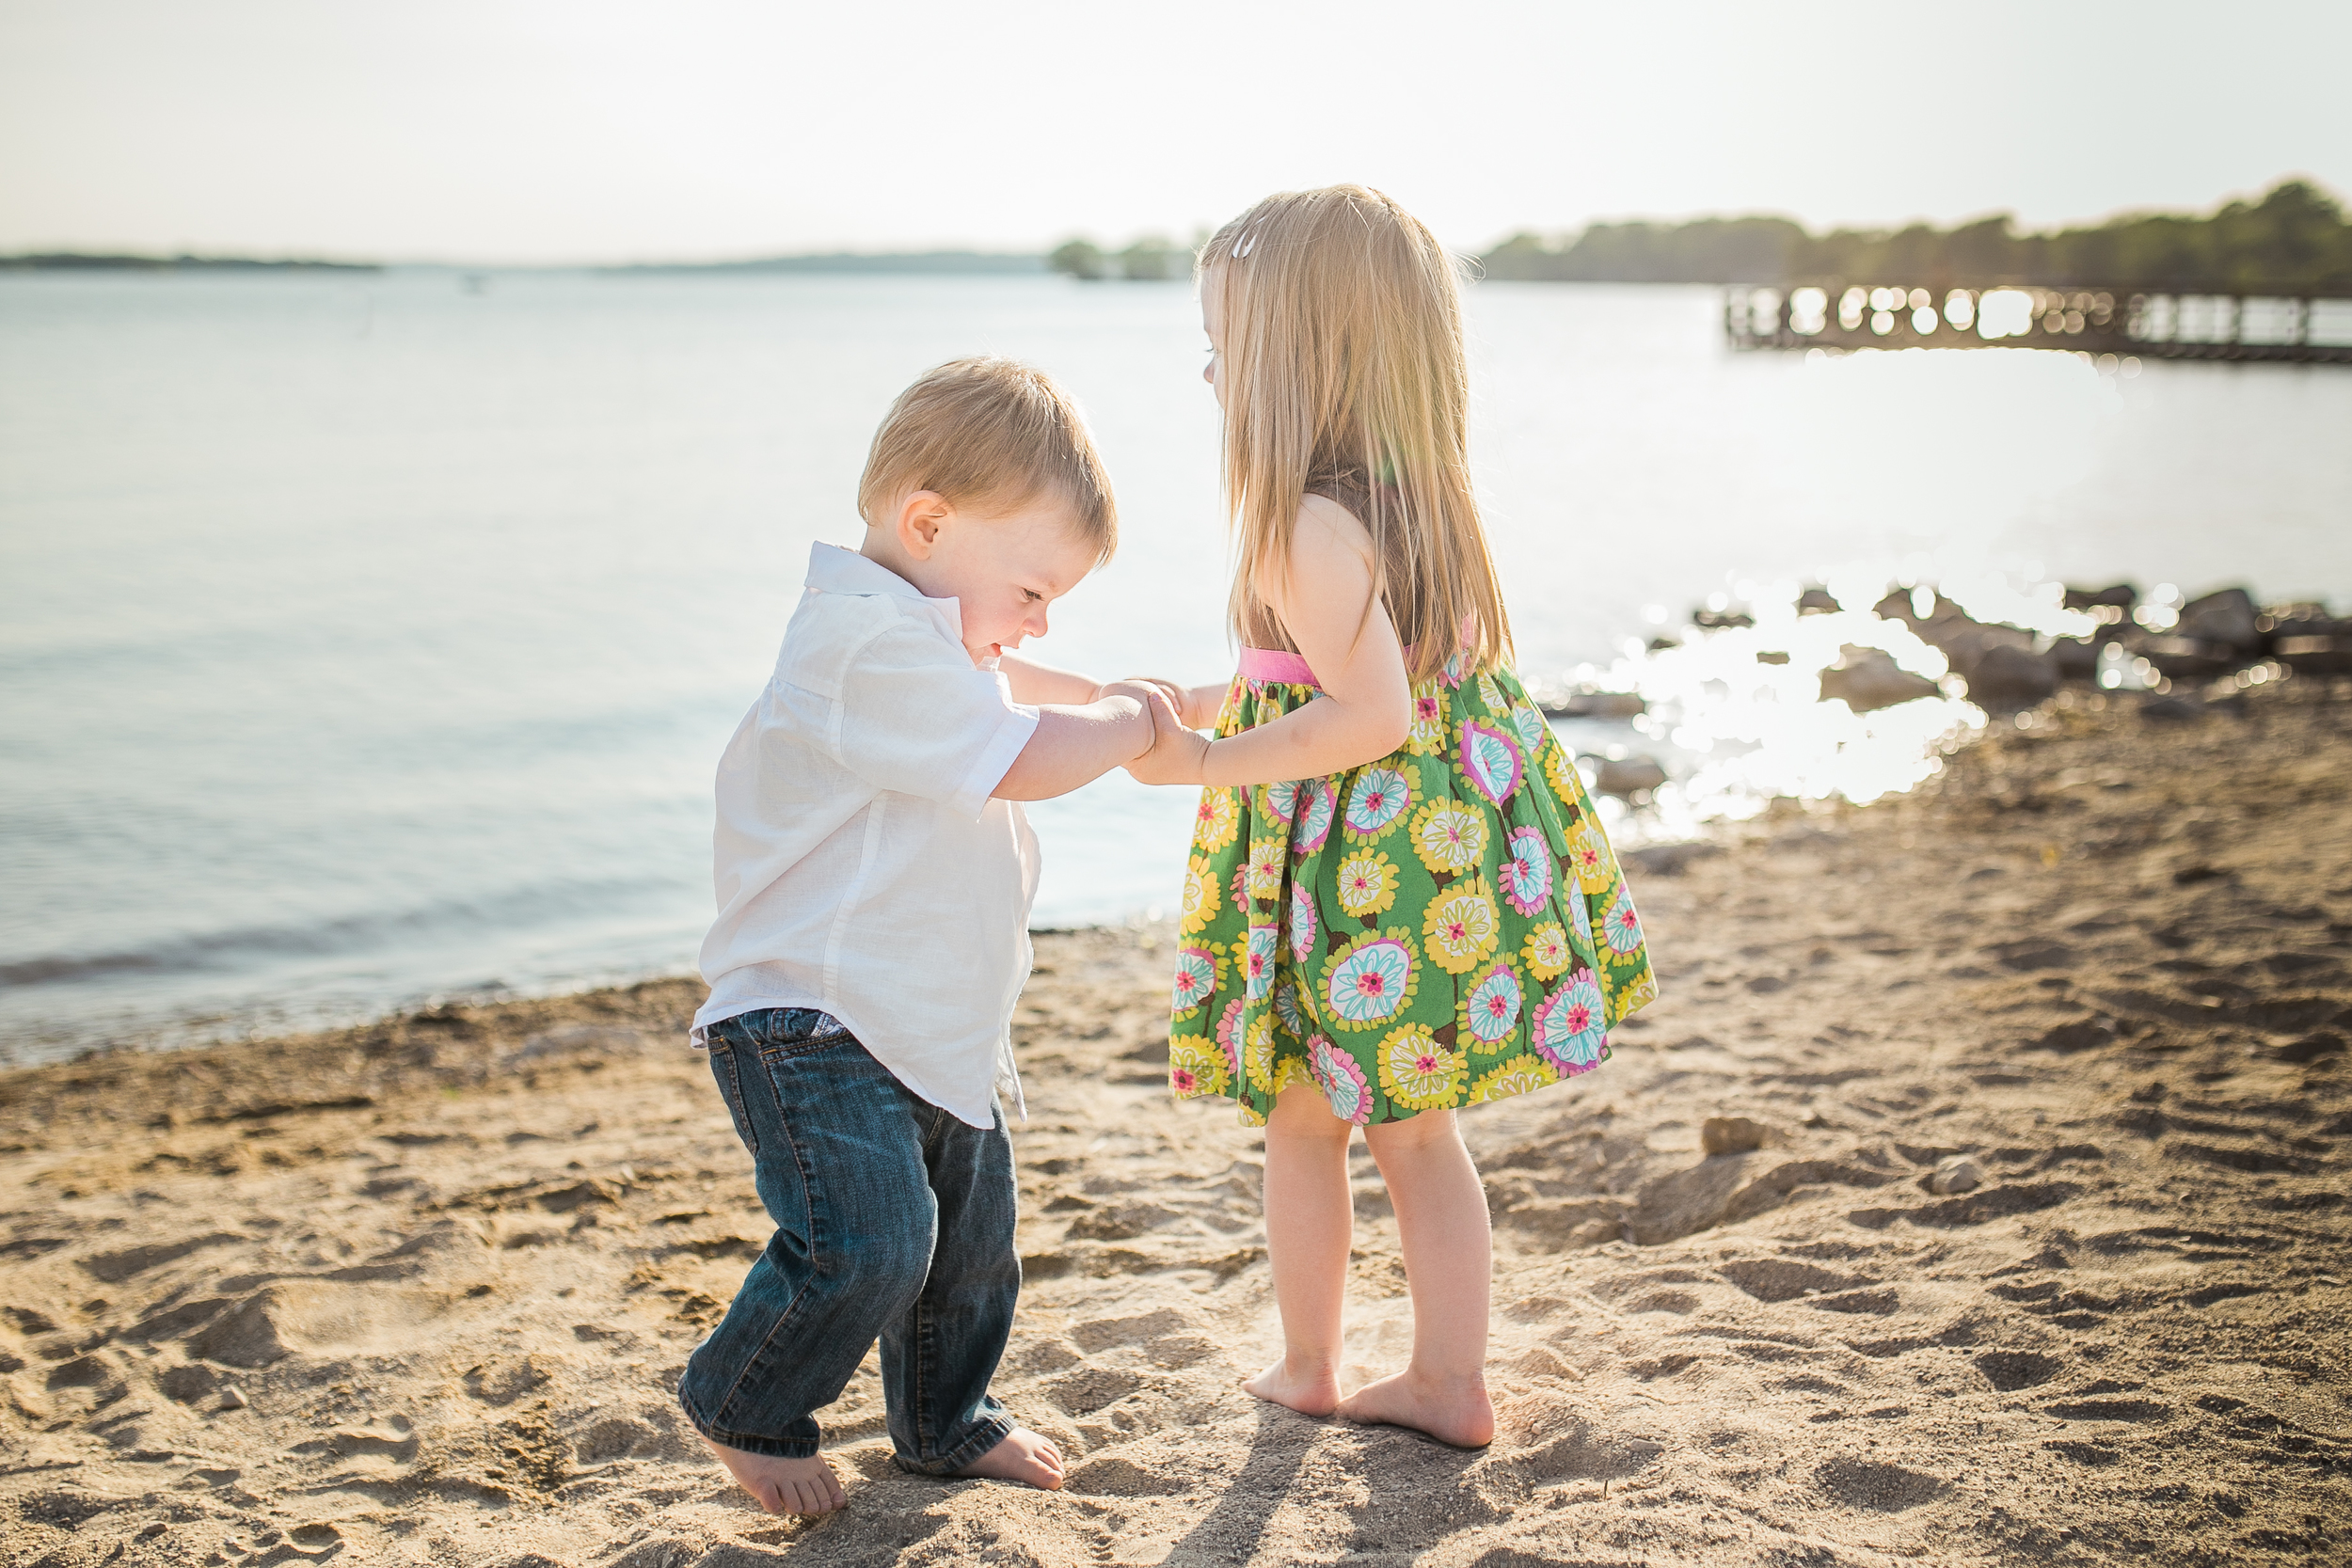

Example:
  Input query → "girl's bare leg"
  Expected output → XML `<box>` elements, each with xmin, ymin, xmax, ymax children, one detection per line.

<box><xmin>1239</xmin><ymin>1083</ymin><xmax>1354</xmax><ymax>1416</ymax></box>
<box><xmin>1335</xmin><ymin>1107</ymin><xmax>1496</xmax><ymax>1447</ymax></box>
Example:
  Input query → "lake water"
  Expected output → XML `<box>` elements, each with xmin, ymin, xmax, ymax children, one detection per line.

<box><xmin>4</xmin><ymin>271</ymin><xmax>2349</xmax><ymax>1063</ymax></box>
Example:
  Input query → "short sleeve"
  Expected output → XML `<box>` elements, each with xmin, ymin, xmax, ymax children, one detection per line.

<box><xmin>834</xmin><ymin>621</ymin><xmax>1040</xmax><ymax>818</ymax></box>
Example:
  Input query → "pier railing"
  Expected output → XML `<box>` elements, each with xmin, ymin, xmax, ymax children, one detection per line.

<box><xmin>1724</xmin><ymin>283</ymin><xmax>2352</xmax><ymax>363</ymax></box>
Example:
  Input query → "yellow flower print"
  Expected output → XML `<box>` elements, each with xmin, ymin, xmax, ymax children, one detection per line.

<box><xmin>1181</xmin><ymin>852</ymin><xmax>1222</xmax><ymax>932</ymax></box>
<box><xmin>1168</xmin><ymin>1037</ymin><xmax>1230</xmax><ymax>1099</ymax></box>
<box><xmin>1409</xmin><ymin>798</ymin><xmax>1487</xmax><ymax>877</ymax></box>
<box><xmin>1244</xmin><ymin>1011</ymin><xmax>1279</xmax><ymax>1094</ymax></box>
<box><xmin>1422</xmin><ymin>879</ymin><xmax>1501</xmax><ymax>974</ymax></box>
<box><xmin>1474</xmin><ymin>672</ymin><xmax>1507</xmax><ymax>712</ymax></box>
<box><xmin>1377</xmin><ymin>1024</ymin><xmax>1466</xmax><ymax>1109</ymax></box>
<box><xmin>1522</xmin><ymin>921</ymin><xmax>1571</xmax><ymax>981</ymax></box>
<box><xmin>1470</xmin><ymin>1053</ymin><xmax>1563</xmax><ymax>1105</ymax></box>
<box><xmin>1543</xmin><ymin>739</ymin><xmax>1582</xmax><ymax>804</ymax></box>
<box><xmin>1334</xmin><ymin>849</ymin><xmax>1401</xmax><ymax>919</ymax></box>
<box><xmin>1245</xmin><ymin>839</ymin><xmax>1286</xmax><ymax>904</ymax></box>
<box><xmin>1565</xmin><ymin>821</ymin><xmax>1617</xmax><ymax>894</ymax></box>
<box><xmin>1273</xmin><ymin>1054</ymin><xmax>1318</xmax><ymax>1096</ymax></box>
<box><xmin>1404</xmin><ymin>683</ymin><xmax>1451</xmax><ymax>757</ymax></box>
<box><xmin>1192</xmin><ymin>787</ymin><xmax>1241</xmax><ymax>854</ymax></box>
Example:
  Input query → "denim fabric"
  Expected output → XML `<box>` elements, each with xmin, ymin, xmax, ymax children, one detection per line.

<box><xmin>675</xmin><ymin>1007</ymin><xmax>1020</xmax><ymax>1474</ymax></box>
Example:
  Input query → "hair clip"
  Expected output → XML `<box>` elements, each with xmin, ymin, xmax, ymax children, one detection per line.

<box><xmin>1231</xmin><ymin>230</ymin><xmax>1256</xmax><ymax>260</ymax></box>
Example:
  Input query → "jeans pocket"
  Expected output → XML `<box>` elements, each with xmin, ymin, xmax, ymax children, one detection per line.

<box><xmin>759</xmin><ymin>1015</ymin><xmax>860</xmax><ymax>1063</ymax></box>
<box><xmin>707</xmin><ymin>1041</ymin><xmax>760</xmax><ymax>1156</ymax></box>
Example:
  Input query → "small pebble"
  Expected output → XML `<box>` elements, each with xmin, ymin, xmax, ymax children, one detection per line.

<box><xmin>1930</xmin><ymin>1154</ymin><xmax>1985</xmax><ymax>1194</ymax></box>
<box><xmin>1701</xmin><ymin>1116</ymin><xmax>1769</xmax><ymax>1155</ymax></box>
<box><xmin>218</xmin><ymin>1385</ymin><xmax>247</xmax><ymax>1410</ymax></box>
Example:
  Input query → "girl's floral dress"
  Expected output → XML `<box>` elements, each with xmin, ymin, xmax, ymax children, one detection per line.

<box><xmin>1168</xmin><ymin>647</ymin><xmax>1657</xmax><ymax>1127</ymax></box>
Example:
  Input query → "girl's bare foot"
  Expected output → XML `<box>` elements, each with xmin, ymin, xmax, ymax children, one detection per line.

<box><xmin>958</xmin><ymin>1427</ymin><xmax>1066</xmax><ymax>1490</ymax></box>
<box><xmin>1240</xmin><ymin>1354</ymin><xmax>1342</xmax><ymax>1418</ymax></box>
<box><xmin>703</xmin><ymin>1437</ymin><xmax>848</xmax><ymax>1514</ymax></box>
<box><xmin>1335</xmin><ymin>1367</ymin><xmax>1495</xmax><ymax>1448</ymax></box>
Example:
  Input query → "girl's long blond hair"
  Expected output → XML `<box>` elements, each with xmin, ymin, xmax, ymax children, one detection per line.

<box><xmin>1199</xmin><ymin>184</ymin><xmax>1511</xmax><ymax>685</ymax></box>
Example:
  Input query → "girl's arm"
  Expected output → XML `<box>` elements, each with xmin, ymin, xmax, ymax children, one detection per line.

<box><xmin>1176</xmin><ymin>682</ymin><xmax>1231</xmax><ymax>729</ymax></box>
<box><xmin>1130</xmin><ymin>497</ymin><xmax>1412</xmax><ymax>788</ymax></box>
<box><xmin>1002</xmin><ymin>654</ymin><xmax>1209</xmax><ymax>725</ymax></box>
<box><xmin>996</xmin><ymin>652</ymin><xmax>1105</xmax><ymax>706</ymax></box>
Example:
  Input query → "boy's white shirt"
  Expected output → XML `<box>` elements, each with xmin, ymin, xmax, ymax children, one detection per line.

<box><xmin>693</xmin><ymin>541</ymin><xmax>1042</xmax><ymax>1129</ymax></box>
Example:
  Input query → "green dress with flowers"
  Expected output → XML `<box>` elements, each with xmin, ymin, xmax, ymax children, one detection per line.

<box><xmin>1167</xmin><ymin>647</ymin><xmax>1658</xmax><ymax>1127</ymax></box>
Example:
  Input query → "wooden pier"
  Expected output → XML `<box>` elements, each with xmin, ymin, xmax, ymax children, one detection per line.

<box><xmin>1724</xmin><ymin>282</ymin><xmax>2352</xmax><ymax>364</ymax></box>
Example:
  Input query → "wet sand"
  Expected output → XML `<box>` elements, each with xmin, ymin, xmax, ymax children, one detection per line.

<box><xmin>4</xmin><ymin>683</ymin><xmax>2348</xmax><ymax>1567</ymax></box>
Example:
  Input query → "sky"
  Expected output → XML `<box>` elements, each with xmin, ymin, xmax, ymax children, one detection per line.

<box><xmin>2</xmin><ymin>0</ymin><xmax>2347</xmax><ymax>263</ymax></box>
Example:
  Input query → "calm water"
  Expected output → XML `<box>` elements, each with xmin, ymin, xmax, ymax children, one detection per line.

<box><xmin>4</xmin><ymin>272</ymin><xmax>2349</xmax><ymax>1062</ymax></box>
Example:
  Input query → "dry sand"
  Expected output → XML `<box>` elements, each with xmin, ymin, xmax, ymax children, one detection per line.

<box><xmin>4</xmin><ymin>684</ymin><xmax>2348</xmax><ymax>1567</ymax></box>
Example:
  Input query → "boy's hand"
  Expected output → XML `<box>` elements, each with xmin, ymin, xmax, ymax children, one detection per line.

<box><xmin>1125</xmin><ymin>689</ymin><xmax>1210</xmax><ymax>785</ymax></box>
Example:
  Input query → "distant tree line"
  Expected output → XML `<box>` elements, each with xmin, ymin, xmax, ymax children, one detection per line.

<box><xmin>1047</xmin><ymin>237</ymin><xmax>1193</xmax><ymax>281</ymax></box>
<box><xmin>1478</xmin><ymin>180</ymin><xmax>2352</xmax><ymax>293</ymax></box>
<box><xmin>0</xmin><ymin>252</ymin><xmax>379</xmax><ymax>273</ymax></box>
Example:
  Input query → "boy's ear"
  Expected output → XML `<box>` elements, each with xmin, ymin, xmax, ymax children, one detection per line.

<box><xmin>895</xmin><ymin>491</ymin><xmax>954</xmax><ymax>560</ymax></box>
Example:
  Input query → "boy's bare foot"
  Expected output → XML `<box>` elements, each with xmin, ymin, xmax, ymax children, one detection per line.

<box><xmin>959</xmin><ymin>1427</ymin><xmax>1066</xmax><ymax>1490</ymax></box>
<box><xmin>1240</xmin><ymin>1354</ymin><xmax>1342</xmax><ymax>1418</ymax></box>
<box><xmin>1335</xmin><ymin>1367</ymin><xmax>1495</xmax><ymax>1448</ymax></box>
<box><xmin>704</xmin><ymin>1437</ymin><xmax>848</xmax><ymax>1515</ymax></box>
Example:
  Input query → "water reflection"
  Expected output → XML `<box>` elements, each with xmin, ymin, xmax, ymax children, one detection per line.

<box><xmin>1542</xmin><ymin>575</ymin><xmax>2105</xmax><ymax>844</ymax></box>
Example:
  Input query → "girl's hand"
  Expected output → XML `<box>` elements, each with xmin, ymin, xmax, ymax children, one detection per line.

<box><xmin>1125</xmin><ymin>689</ymin><xmax>1210</xmax><ymax>785</ymax></box>
<box><xmin>1105</xmin><ymin>674</ymin><xmax>1187</xmax><ymax>716</ymax></box>
<box><xmin>1106</xmin><ymin>675</ymin><xmax>1226</xmax><ymax>731</ymax></box>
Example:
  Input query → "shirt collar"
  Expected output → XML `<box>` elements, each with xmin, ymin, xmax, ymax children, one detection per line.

<box><xmin>805</xmin><ymin>541</ymin><xmax>927</xmax><ymax>600</ymax></box>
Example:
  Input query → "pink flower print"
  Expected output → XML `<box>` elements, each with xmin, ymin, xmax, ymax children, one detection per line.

<box><xmin>1343</xmin><ymin>768</ymin><xmax>1411</xmax><ymax>840</ymax></box>
<box><xmin>1324</xmin><ymin>937</ymin><xmax>1413</xmax><ymax>1027</ymax></box>
<box><xmin>1294</xmin><ymin>780</ymin><xmax>1337</xmax><ymax>853</ymax></box>
<box><xmin>1216</xmin><ymin>999</ymin><xmax>1246</xmax><ymax>1081</ymax></box>
<box><xmin>1502</xmin><ymin>826</ymin><xmax>1553</xmax><ymax>916</ymax></box>
<box><xmin>1287</xmin><ymin>880</ymin><xmax>1318</xmax><ymax>964</ymax></box>
<box><xmin>1307</xmin><ymin>1035</ymin><xmax>1373</xmax><ymax>1125</ymax></box>
<box><xmin>1457</xmin><ymin>719</ymin><xmax>1524</xmax><ymax>806</ymax></box>
<box><xmin>1245</xmin><ymin>925</ymin><xmax>1278</xmax><ymax>1000</ymax></box>
<box><xmin>1461</xmin><ymin>963</ymin><xmax>1523</xmax><ymax>1047</ymax></box>
<box><xmin>1170</xmin><ymin>945</ymin><xmax>1218</xmax><ymax>1021</ymax></box>
<box><xmin>1533</xmin><ymin>968</ymin><xmax>1608</xmax><ymax>1069</ymax></box>
<box><xmin>1602</xmin><ymin>888</ymin><xmax>1644</xmax><ymax>954</ymax></box>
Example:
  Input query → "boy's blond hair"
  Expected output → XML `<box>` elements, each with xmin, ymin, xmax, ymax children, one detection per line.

<box><xmin>857</xmin><ymin>357</ymin><xmax>1118</xmax><ymax>564</ymax></box>
<box><xmin>1199</xmin><ymin>186</ymin><xmax>1511</xmax><ymax>685</ymax></box>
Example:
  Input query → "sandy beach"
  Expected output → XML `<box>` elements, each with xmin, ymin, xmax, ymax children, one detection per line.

<box><xmin>4</xmin><ymin>681</ymin><xmax>2347</xmax><ymax>1567</ymax></box>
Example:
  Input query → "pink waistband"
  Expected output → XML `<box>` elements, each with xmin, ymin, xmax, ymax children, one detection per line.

<box><xmin>1239</xmin><ymin>619</ymin><xmax>1471</xmax><ymax>689</ymax></box>
<box><xmin>1238</xmin><ymin>645</ymin><xmax>1322</xmax><ymax>686</ymax></box>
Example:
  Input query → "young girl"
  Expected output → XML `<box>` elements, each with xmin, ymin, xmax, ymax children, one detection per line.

<box><xmin>1127</xmin><ymin>186</ymin><xmax>1658</xmax><ymax>1448</ymax></box>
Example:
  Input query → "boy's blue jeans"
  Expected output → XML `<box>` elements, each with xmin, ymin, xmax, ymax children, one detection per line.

<box><xmin>675</xmin><ymin>1007</ymin><xmax>1019</xmax><ymax>1474</ymax></box>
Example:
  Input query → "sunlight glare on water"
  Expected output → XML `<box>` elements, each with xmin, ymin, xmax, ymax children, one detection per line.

<box><xmin>3</xmin><ymin>272</ymin><xmax>2348</xmax><ymax>1059</ymax></box>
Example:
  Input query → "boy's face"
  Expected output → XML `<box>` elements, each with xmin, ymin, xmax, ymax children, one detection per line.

<box><xmin>885</xmin><ymin>493</ymin><xmax>1099</xmax><ymax>666</ymax></box>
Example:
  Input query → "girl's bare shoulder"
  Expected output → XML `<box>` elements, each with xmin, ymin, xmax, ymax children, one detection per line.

<box><xmin>1293</xmin><ymin>491</ymin><xmax>1375</xmax><ymax>562</ymax></box>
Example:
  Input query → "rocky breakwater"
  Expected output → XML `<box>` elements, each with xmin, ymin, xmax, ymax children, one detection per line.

<box><xmin>1537</xmin><ymin>578</ymin><xmax>2348</xmax><ymax>829</ymax></box>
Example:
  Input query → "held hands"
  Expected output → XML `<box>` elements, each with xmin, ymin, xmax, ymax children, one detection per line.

<box><xmin>1126</xmin><ymin>688</ymin><xmax>1211</xmax><ymax>785</ymax></box>
<box><xmin>1090</xmin><ymin>675</ymin><xmax>1212</xmax><ymax>785</ymax></box>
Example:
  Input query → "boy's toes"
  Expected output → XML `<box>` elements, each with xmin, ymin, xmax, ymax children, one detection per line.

<box><xmin>960</xmin><ymin>1427</ymin><xmax>1067</xmax><ymax>1491</ymax></box>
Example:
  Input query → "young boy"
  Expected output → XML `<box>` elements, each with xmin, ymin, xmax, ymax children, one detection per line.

<box><xmin>681</xmin><ymin>357</ymin><xmax>1177</xmax><ymax>1516</ymax></box>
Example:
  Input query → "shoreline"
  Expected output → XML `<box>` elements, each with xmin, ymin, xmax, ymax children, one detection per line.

<box><xmin>4</xmin><ymin>678</ymin><xmax>2346</xmax><ymax>1564</ymax></box>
